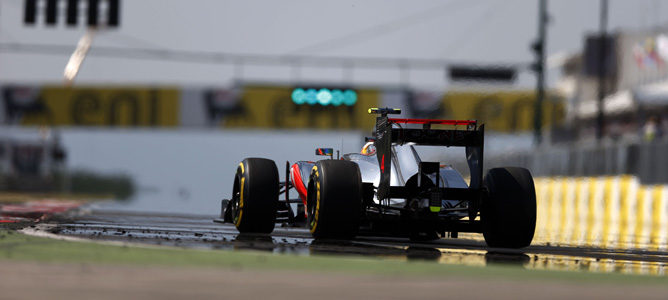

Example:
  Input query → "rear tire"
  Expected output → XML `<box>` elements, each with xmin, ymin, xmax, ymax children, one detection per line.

<box><xmin>481</xmin><ymin>167</ymin><xmax>536</xmax><ymax>248</ymax></box>
<box><xmin>307</xmin><ymin>160</ymin><xmax>362</xmax><ymax>239</ymax></box>
<box><xmin>231</xmin><ymin>158</ymin><xmax>279</xmax><ymax>234</ymax></box>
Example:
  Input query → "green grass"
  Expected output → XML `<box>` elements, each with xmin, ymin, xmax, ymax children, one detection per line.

<box><xmin>0</xmin><ymin>229</ymin><xmax>667</xmax><ymax>286</ymax></box>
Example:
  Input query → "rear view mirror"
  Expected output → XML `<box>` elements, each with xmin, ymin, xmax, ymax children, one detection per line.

<box><xmin>315</xmin><ymin>148</ymin><xmax>334</xmax><ymax>157</ymax></box>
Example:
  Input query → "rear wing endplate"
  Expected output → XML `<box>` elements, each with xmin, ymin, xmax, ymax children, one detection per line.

<box><xmin>369</xmin><ymin>108</ymin><xmax>484</xmax><ymax>200</ymax></box>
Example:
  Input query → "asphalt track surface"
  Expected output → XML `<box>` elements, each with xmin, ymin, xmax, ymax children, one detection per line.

<box><xmin>41</xmin><ymin>209</ymin><xmax>668</xmax><ymax>276</ymax></box>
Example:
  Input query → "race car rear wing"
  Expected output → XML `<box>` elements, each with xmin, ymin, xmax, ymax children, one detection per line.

<box><xmin>369</xmin><ymin>108</ymin><xmax>484</xmax><ymax>201</ymax></box>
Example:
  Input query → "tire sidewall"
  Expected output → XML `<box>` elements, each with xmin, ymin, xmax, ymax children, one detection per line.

<box><xmin>308</xmin><ymin>160</ymin><xmax>362</xmax><ymax>239</ymax></box>
<box><xmin>234</xmin><ymin>158</ymin><xmax>279</xmax><ymax>234</ymax></box>
<box><xmin>482</xmin><ymin>167</ymin><xmax>536</xmax><ymax>248</ymax></box>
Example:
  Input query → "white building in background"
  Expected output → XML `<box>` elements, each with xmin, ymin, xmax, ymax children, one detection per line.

<box><xmin>558</xmin><ymin>29</ymin><xmax>668</xmax><ymax>143</ymax></box>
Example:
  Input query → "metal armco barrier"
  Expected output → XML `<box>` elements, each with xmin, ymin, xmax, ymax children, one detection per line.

<box><xmin>486</xmin><ymin>138</ymin><xmax>668</xmax><ymax>184</ymax></box>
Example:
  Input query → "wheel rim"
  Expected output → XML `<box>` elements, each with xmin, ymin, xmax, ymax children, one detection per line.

<box><xmin>307</xmin><ymin>188</ymin><xmax>316</xmax><ymax>229</ymax></box>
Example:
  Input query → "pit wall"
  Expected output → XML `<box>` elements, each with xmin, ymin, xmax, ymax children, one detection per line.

<box><xmin>533</xmin><ymin>176</ymin><xmax>668</xmax><ymax>251</ymax></box>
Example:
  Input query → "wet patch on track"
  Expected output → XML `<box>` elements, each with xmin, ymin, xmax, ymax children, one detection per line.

<box><xmin>43</xmin><ymin>210</ymin><xmax>668</xmax><ymax>276</ymax></box>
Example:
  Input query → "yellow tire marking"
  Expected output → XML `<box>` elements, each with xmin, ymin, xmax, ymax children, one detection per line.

<box><xmin>309</xmin><ymin>166</ymin><xmax>321</xmax><ymax>234</ymax></box>
<box><xmin>234</xmin><ymin>162</ymin><xmax>245</xmax><ymax>227</ymax></box>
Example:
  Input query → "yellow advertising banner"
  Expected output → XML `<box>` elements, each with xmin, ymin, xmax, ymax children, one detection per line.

<box><xmin>221</xmin><ymin>86</ymin><xmax>379</xmax><ymax>130</ymax></box>
<box><xmin>441</xmin><ymin>91</ymin><xmax>564</xmax><ymax>132</ymax></box>
<box><xmin>8</xmin><ymin>85</ymin><xmax>562</xmax><ymax>132</ymax></box>
<box><xmin>17</xmin><ymin>87</ymin><xmax>179</xmax><ymax>127</ymax></box>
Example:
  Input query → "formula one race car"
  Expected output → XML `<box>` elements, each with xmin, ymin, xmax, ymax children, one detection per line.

<box><xmin>218</xmin><ymin>108</ymin><xmax>536</xmax><ymax>248</ymax></box>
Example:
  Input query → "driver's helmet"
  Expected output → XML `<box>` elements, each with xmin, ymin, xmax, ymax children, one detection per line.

<box><xmin>361</xmin><ymin>141</ymin><xmax>376</xmax><ymax>155</ymax></box>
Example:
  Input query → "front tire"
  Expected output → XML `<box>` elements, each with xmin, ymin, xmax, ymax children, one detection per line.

<box><xmin>307</xmin><ymin>160</ymin><xmax>362</xmax><ymax>239</ymax></box>
<box><xmin>481</xmin><ymin>167</ymin><xmax>536</xmax><ymax>248</ymax></box>
<box><xmin>230</xmin><ymin>158</ymin><xmax>279</xmax><ymax>234</ymax></box>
